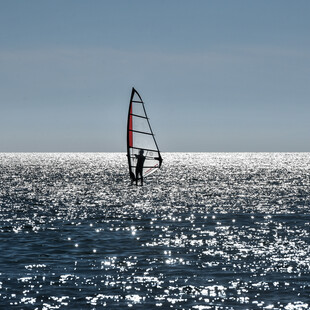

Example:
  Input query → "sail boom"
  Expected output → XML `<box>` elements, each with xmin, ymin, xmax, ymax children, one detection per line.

<box><xmin>128</xmin><ymin>155</ymin><xmax>161</xmax><ymax>160</ymax></box>
<box><xmin>130</xmin><ymin>146</ymin><xmax>159</xmax><ymax>153</ymax></box>
<box><xmin>131</xmin><ymin>165</ymin><xmax>159</xmax><ymax>168</ymax></box>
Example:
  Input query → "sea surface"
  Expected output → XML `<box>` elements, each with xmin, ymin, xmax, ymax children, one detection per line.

<box><xmin>0</xmin><ymin>153</ymin><xmax>310</xmax><ymax>309</ymax></box>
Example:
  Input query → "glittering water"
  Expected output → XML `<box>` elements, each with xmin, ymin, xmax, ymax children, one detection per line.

<box><xmin>0</xmin><ymin>153</ymin><xmax>310</xmax><ymax>309</ymax></box>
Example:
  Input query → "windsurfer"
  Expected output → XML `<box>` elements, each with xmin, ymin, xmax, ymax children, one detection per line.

<box><xmin>135</xmin><ymin>149</ymin><xmax>146</xmax><ymax>186</ymax></box>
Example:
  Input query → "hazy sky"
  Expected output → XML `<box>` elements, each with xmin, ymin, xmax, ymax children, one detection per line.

<box><xmin>1</xmin><ymin>0</ymin><xmax>309</xmax><ymax>152</ymax></box>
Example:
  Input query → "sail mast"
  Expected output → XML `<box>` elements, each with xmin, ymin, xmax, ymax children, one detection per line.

<box><xmin>127</xmin><ymin>88</ymin><xmax>135</xmax><ymax>181</ymax></box>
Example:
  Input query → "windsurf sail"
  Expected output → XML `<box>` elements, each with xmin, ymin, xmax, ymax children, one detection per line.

<box><xmin>127</xmin><ymin>87</ymin><xmax>162</xmax><ymax>182</ymax></box>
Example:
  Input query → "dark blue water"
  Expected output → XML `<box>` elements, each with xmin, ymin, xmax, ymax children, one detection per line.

<box><xmin>0</xmin><ymin>153</ymin><xmax>309</xmax><ymax>309</ymax></box>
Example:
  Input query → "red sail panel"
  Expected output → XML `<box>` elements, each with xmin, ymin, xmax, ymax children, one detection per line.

<box><xmin>128</xmin><ymin>104</ymin><xmax>133</xmax><ymax>147</ymax></box>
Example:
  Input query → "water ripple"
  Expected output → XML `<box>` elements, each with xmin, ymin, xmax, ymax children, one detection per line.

<box><xmin>0</xmin><ymin>153</ymin><xmax>310</xmax><ymax>309</ymax></box>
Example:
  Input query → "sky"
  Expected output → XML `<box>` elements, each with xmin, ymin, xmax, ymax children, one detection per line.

<box><xmin>0</xmin><ymin>0</ymin><xmax>309</xmax><ymax>152</ymax></box>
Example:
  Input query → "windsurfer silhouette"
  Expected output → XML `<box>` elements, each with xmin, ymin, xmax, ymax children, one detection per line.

<box><xmin>135</xmin><ymin>149</ymin><xmax>146</xmax><ymax>186</ymax></box>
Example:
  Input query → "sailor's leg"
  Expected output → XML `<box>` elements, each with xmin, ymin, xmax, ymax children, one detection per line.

<box><xmin>135</xmin><ymin>169</ymin><xmax>138</xmax><ymax>185</ymax></box>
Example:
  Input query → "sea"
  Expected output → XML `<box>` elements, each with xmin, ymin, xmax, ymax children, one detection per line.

<box><xmin>0</xmin><ymin>153</ymin><xmax>309</xmax><ymax>310</ymax></box>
